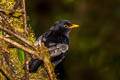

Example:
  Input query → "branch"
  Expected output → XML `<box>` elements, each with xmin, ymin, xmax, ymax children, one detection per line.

<box><xmin>0</xmin><ymin>24</ymin><xmax>35</xmax><ymax>50</ymax></box>
<box><xmin>1</xmin><ymin>51</ymin><xmax>18</xmax><ymax>79</ymax></box>
<box><xmin>21</xmin><ymin>0</ymin><xmax>29</xmax><ymax>79</ymax></box>
<box><xmin>2</xmin><ymin>51</ymin><xmax>16</xmax><ymax>74</ymax></box>
<box><xmin>14</xmin><ymin>0</ymin><xmax>22</xmax><ymax>10</ymax></box>
<box><xmin>0</xmin><ymin>68</ymin><xmax>10</xmax><ymax>80</ymax></box>
<box><xmin>0</xmin><ymin>0</ymin><xmax>23</xmax><ymax>17</ymax></box>
<box><xmin>0</xmin><ymin>35</ymin><xmax>36</xmax><ymax>56</ymax></box>
<box><xmin>40</xmin><ymin>43</ymin><xmax>57</xmax><ymax>80</ymax></box>
<box><xmin>1</xmin><ymin>46</ymin><xmax>16</xmax><ymax>73</ymax></box>
<box><xmin>22</xmin><ymin>0</ymin><xmax>28</xmax><ymax>35</ymax></box>
<box><xmin>0</xmin><ymin>8</ymin><xmax>23</xmax><ymax>18</ymax></box>
<box><xmin>0</xmin><ymin>0</ymin><xmax>57</xmax><ymax>79</ymax></box>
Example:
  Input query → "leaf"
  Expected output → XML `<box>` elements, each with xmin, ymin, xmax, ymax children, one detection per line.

<box><xmin>0</xmin><ymin>30</ymin><xmax>2</xmax><ymax>35</ymax></box>
<box><xmin>17</xmin><ymin>48</ymin><xmax>24</xmax><ymax>65</ymax></box>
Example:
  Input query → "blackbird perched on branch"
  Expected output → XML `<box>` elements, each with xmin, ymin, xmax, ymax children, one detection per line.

<box><xmin>29</xmin><ymin>20</ymin><xmax>79</xmax><ymax>73</ymax></box>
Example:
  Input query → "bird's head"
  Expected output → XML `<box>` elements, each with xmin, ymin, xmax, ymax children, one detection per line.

<box><xmin>50</xmin><ymin>20</ymin><xmax>79</xmax><ymax>34</ymax></box>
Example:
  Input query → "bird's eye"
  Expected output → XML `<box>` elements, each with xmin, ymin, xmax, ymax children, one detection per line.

<box><xmin>64</xmin><ymin>24</ymin><xmax>69</xmax><ymax>27</ymax></box>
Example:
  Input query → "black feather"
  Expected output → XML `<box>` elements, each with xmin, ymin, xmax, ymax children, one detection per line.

<box><xmin>29</xmin><ymin>59</ymin><xmax>43</xmax><ymax>73</ymax></box>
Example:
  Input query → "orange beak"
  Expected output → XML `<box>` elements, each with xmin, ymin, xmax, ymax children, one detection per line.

<box><xmin>69</xmin><ymin>24</ymin><xmax>79</xmax><ymax>29</ymax></box>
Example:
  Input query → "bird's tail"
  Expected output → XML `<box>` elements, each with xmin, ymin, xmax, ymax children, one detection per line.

<box><xmin>29</xmin><ymin>59</ymin><xmax>43</xmax><ymax>73</ymax></box>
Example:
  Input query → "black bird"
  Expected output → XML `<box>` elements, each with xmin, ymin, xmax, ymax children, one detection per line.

<box><xmin>29</xmin><ymin>20</ymin><xmax>79</xmax><ymax>73</ymax></box>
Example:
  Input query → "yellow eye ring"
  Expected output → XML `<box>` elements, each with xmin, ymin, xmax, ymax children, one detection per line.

<box><xmin>64</xmin><ymin>24</ymin><xmax>68</xmax><ymax>27</ymax></box>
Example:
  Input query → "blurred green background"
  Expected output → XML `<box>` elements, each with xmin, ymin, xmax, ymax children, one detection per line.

<box><xmin>26</xmin><ymin>0</ymin><xmax>120</xmax><ymax>80</ymax></box>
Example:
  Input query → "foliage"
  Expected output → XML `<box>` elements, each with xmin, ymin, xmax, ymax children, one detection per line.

<box><xmin>17</xmin><ymin>48</ymin><xmax>25</xmax><ymax>65</ymax></box>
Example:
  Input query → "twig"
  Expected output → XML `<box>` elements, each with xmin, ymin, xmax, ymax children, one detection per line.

<box><xmin>22</xmin><ymin>0</ymin><xmax>28</xmax><ymax>35</ymax></box>
<box><xmin>14</xmin><ymin>0</ymin><xmax>22</xmax><ymax>10</ymax></box>
<box><xmin>2</xmin><ymin>48</ymin><xmax>10</xmax><ymax>54</ymax></box>
<box><xmin>0</xmin><ymin>13</ymin><xmax>27</xmax><ymax>40</ymax></box>
<box><xmin>1</xmin><ymin>48</ymin><xmax>16</xmax><ymax>74</ymax></box>
<box><xmin>0</xmin><ymin>24</ymin><xmax>35</xmax><ymax>50</ymax></box>
<box><xmin>0</xmin><ymin>0</ymin><xmax>23</xmax><ymax>16</ymax></box>
<box><xmin>0</xmin><ymin>68</ymin><xmax>10</xmax><ymax>80</ymax></box>
<box><xmin>0</xmin><ymin>8</ymin><xmax>23</xmax><ymax>18</ymax></box>
<box><xmin>21</xmin><ymin>0</ymin><xmax>29</xmax><ymax>79</ymax></box>
<box><xmin>24</xmin><ymin>53</ymin><xmax>29</xmax><ymax>80</ymax></box>
<box><xmin>44</xmin><ymin>56</ymin><xmax>57</xmax><ymax>80</ymax></box>
<box><xmin>0</xmin><ymin>35</ymin><xmax>36</xmax><ymax>56</ymax></box>
<box><xmin>0</xmin><ymin>0</ymin><xmax>57</xmax><ymax>79</ymax></box>
<box><xmin>41</xmin><ymin>43</ymin><xmax>57</xmax><ymax>80</ymax></box>
<box><xmin>1</xmin><ymin>51</ymin><xmax>18</xmax><ymax>80</ymax></box>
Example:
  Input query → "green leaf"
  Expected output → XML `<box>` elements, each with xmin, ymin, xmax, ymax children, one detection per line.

<box><xmin>17</xmin><ymin>48</ymin><xmax>24</xmax><ymax>65</ymax></box>
<box><xmin>0</xmin><ymin>30</ymin><xmax>2</xmax><ymax>35</ymax></box>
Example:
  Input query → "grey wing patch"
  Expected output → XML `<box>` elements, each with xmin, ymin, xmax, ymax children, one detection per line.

<box><xmin>48</xmin><ymin>46</ymin><xmax>56</xmax><ymax>51</ymax></box>
<box><xmin>34</xmin><ymin>35</ymin><xmax>43</xmax><ymax>46</ymax></box>
<box><xmin>48</xmin><ymin>43</ymin><xmax>69</xmax><ymax>57</ymax></box>
<box><xmin>57</xmin><ymin>44</ymin><xmax>69</xmax><ymax>53</ymax></box>
<box><xmin>48</xmin><ymin>43</ymin><xmax>56</xmax><ymax>47</ymax></box>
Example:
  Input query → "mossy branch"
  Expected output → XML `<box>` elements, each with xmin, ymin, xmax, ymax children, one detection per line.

<box><xmin>0</xmin><ymin>35</ymin><xmax>35</xmax><ymax>56</ymax></box>
<box><xmin>0</xmin><ymin>35</ymin><xmax>57</xmax><ymax>80</ymax></box>
<box><xmin>22</xmin><ymin>0</ymin><xmax>29</xmax><ymax>79</ymax></box>
<box><xmin>0</xmin><ymin>0</ymin><xmax>57</xmax><ymax>79</ymax></box>
<box><xmin>0</xmin><ymin>68</ymin><xmax>11</xmax><ymax>80</ymax></box>
<box><xmin>40</xmin><ymin>43</ymin><xmax>57</xmax><ymax>80</ymax></box>
<box><xmin>0</xmin><ymin>24</ymin><xmax>35</xmax><ymax>49</ymax></box>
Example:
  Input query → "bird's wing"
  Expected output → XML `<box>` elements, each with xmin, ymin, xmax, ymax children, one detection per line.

<box><xmin>48</xmin><ymin>43</ymin><xmax>69</xmax><ymax>57</ymax></box>
<box><xmin>34</xmin><ymin>35</ymin><xmax>43</xmax><ymax>46</ymax></box>
<box><xmin>34</xmin><ymin>30</ymin><xmax>52</xmax><ymax>46</ymax></box>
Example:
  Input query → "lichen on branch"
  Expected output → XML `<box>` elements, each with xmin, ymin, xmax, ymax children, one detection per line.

<box><xmin>0</xmin><ymin>0</ymin><xmax>57</xmax><ymax>80</ymax></box>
